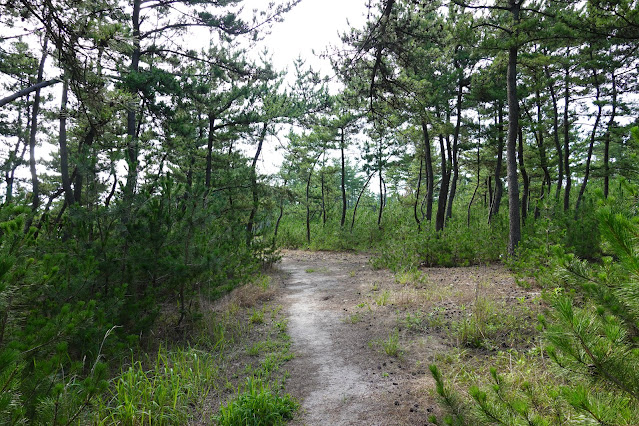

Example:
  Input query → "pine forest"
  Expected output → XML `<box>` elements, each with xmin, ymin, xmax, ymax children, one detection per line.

<box><xmin>0</xmin><ymin>0</ymin><xmax>638</xmax><ymax>424</ymax></box>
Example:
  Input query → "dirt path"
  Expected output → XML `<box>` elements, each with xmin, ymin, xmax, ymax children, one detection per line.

<box><xmin>275</xmin><ymin>251</ymin><xmax>439</xmax><ymax>426</ymax></box>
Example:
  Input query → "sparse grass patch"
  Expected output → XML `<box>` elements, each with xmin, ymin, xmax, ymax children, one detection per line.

<box><xmin>376</xmin><ymin>290</ymin><xmax>390</xmax><ymax>306</ymax></box>
<box><xmin>249</xmin><ymin>308</ymin><xmax>265</xmax><ymax>324</ymax></box>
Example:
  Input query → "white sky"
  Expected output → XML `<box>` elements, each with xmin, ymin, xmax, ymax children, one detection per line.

<box><xmin>249</xmin><ymin>0</ymin><xmax>370</xmax><ymax>77</ymax></box>
<box><xmin>244</xmin><ymin>0</ymin><xmax>371</xmax><ymax>174</ymax></box>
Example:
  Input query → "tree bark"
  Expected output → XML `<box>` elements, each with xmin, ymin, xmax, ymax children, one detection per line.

<box><xmin>125</xmin><ymin>0</ymin><xmax>142</xmax><ymax>199</ymax></box>
<box><xmin>563</xmin><ymin>59</ymin><xmax>572</xmax><ymax>212</ymax></box>
<box><xmin>603</xmin><ymin>72</ymin><xmax>616</xmax><ymax>199</ymax></box>
<box><xmin>518</xmin><ymin>126</ymin><xmax>529</xmax><ymax>224</ymax></box>
<box><xmin>28</xmin><ymin>38</ymin><xmax>49</xmax><ymax>212</ymax></box>
<box><xmin>206</xmin><ymin>113</ymin><xmax>215</xmax><ymax>188</ymax></box>
<box><xmin>446</xmin><ymin>73</ymin><xmax>464</xmax><ymax>219</ymax></box>
<box><xmin>506</xmin><ymin>0</ymin><xmax>521</xmax><ymax>256</ymax></box>
<box><xmin>544</xmin><ymin>65</ymin><xmax>563</xmax><ymax>200</ymax></box>
<box><xmin>575</xmin><ymin>58</ymin><xmax>602</xmax><ymax>213</ymax></box>
<box><xmin>340</xmin><ymin>127</ymin><xmax>347</xmax><ymax>227</ymax></box>
<box><xmin>489</xmin><ymin>100</ymin><xmax>504</xmax><ymax>223</ymax></box>
<box><xmin>59</xmin><ymin>79</ymin><xmax>74</xmax><ymax>207</ymax></box>
<box><xmin>246</xmin><ymin>122</ymin><xmax>268</xmax><ymax>246</ymax></box>
<box><xmin>351</xmin><ymin>173</ymin><xmax>374</xmax><ymax>232</ymax></box>
<box><xmin>422</xmin><ymin>120</ymin><xmax>434</xmax><ymax>222</ymax></box>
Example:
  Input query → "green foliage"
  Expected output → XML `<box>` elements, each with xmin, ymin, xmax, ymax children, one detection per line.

<box><xmin>95</xmin><ymin>347</ymin><xmax>218</xmax><ymax>425</ymax></box>
<box><xmin>432</xmin><ymin>194</ymin><xmax>639</xmax><ymax>424</ymax></box>
<box><xmin>215</xmin><ymin>378</ymin><xmax>298</xmax><ymax>426</ymax></box>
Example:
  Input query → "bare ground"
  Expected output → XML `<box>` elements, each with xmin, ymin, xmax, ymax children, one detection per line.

<box><xmin>270</xmin><ymin>250</ymin><xmax>543</xmax><ymax>426</ymax></box>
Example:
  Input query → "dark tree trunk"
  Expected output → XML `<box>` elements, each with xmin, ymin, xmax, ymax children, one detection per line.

<box><xmin>603</xmin><ymin>72</ymin><xmax>616</xmax><ymax>199</ymax></box>
<box><xmin>125</xmin><ymin>0</ymin><xmax>142</xmax><ymax>199</ymax></box>
<box><xmin>435</xmin><ymin>131</ymin><xmax>450</xmax><ymax>232</ymax></box>
<box><xmin>468</xmin><ymin>123</ymin><xmax>481</xmax><ymax>227</ymax></box>
<box><xmin>563</xmin><ymin>60</ymin><xmax>572</xmax><ymax>212</ymax></box>
<box><xmin>320</xmin><ymin>169</ymin><xmax>326</xmax><ymax>225</ymax></box>
<box><xmin>576</xmin><ymin>59</ymin><xmax>602</xmax><ymax>213</ymax></box>
<box><xmin>206</xmin><ymin>113</ymin><xmax>215</xmax><ymax>188</ymax></box>
<box><xmin>74</xmin><ymin>127</ymin><xmax>95</xmax><ymax>205</ymax></box>
<box><xmin>544</xmin><ymin>64</ymin><xmax>563</xmax><ymax>200</ymax></box>
<box><xmin>59</xmin><ymin>79</ymin><xmax>74</xmax><ymax>207</ymax></box>
<box><xmin>422</xmin><ymin>121</ymin><xmax>434</xmax><ymax>222</ymax></box>
<box><xmin>489</xmin><ymin>100</ymin><xmax>504</xmax><ymax>223</ymax></box>
<box><xmin>446</xmin><ymin>74</ymin><xmax>464</xmax><ymax>219</ymax></box>
<box><xmin>28</xmin><ymin>38</ymin><xmax>49</xmax><ymax>213</ymax></box>
<box><xmin>5</xmin><ymin>102</ymin><xmax>30</xmax><ymax>204</ymax></box>
<box><xmin>246</xmin><ymin>122</ymin><xmax>268</xmax><ymax>247</ymax></box>
<box><xmin>340</xmin><ymin>128</ymin><xmax>347</xmax><ymax>227</ymax></box>
<box><xmin>506</xmin><ymin>0</ymin><xmax>521</xmax><ymax>256</ymax></box>
<box><xmin>414</xmin><ymin>139</ymin><xmax>423</xmax><ymax>232</ymax></box>
<box><xmin>351</xmin><ymin>173</ymin><xmax>374</xmax><ymax>232</ymax></box>
<box><xmin>518</xmin><ymin>126</ymin><xmax>529</xmax><ymax>224</ymax></box>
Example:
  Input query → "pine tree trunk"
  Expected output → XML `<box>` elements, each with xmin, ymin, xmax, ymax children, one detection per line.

<box><xmin>506</xmin><ymin>0</ymin><xmax>521</xmax><ymax>256</ymax></box>
<box><xmin>59</xmin><ymin>79</ymin><xmax>74</xmax><ymax>207</ymax></box>
<box><xmin>247</xmin><ymin>123</ymin><xmax>267</xmax><ymax>247</ymax></box>
<box><xmin>28</xmin><ymin>38</ymin><xmax>49</xmax><ymax>213</ymax></box>
<box><xmin>489</xmin><ymin>100</ymin><xmax>504</xmax><ymax>223</ymax></box>
<box><xmin>518</xmin><ymin>126</ymin><xmax>529</xmax><ymax>224</ymax></box>
<box><xmin>206</xmin><ymin>113</ymin><xmax>215</xmax><ymax>188</ymax></box>
<box><xmin>576</xmin><ymin>60</ymin><xmax>602</xmax><ymax>213</ymax></box>
<box><xmin>125</xmin><ymin>0</ymin><xmax>142</xmax><ymax>199</ymax></box>
<box><xmin>351</xmin><ymin>173</ymin><xmax>374</xmax><ymax>232</ymax></box>
<box><xmin>544</xmin><ymin>64</ymin><xmax>563</xmax><ymax>200</ymax></box>
<box><xmin>420</xmin><ymin>119</ymin><xmax>434</xmax><ymax>222</ymax></box>
<box><xmin>340</xmin><ymin>128</ymin><xmax>347</xmax><ymax>227</ymax></box>
<box><xmin>446</xmin><ymin>76</ymin><xmax>464</xmax><ymax>219</ymax></box>
<box><xmin>603</xmin><ymin>72</ymin><xmax>616</xmax><ymax>199</ymax></box>
<box><xmin>563</xmin><ymin>60</ymin><xmax>572</xmax><ymax>212</ymax></box>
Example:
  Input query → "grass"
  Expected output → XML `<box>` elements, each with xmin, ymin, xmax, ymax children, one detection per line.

<box><xmin>216</xmin><ymin>377</ymin><xmax>298</xmax><ymax>426</ymax></box>
<box><xmin>94</xmin><ymin>346</ymin><xmax>219</xmax><ymax>425</ymax></box>
<box><xmin>371</xmin><ymin>329</ymin><xmax>402</xmax><ymax>357</ymax></box>
<box><xmin>375</xmin><ymin>290</ymin><xmax>390</xmax><ymax>306</ymax></box>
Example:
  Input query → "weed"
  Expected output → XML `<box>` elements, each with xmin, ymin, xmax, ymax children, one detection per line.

<box><xmin>305</xmin><ymin>268</ymin><xmax>315</xmax><ymax>273</ymax></box>
<box><xmin>382</xmin><ymin>329</ymin><xmax>402</xmax><ymax>357</ymax></box>
<box><xmin>250</xmin><ymin>308</ymin><xmax>265</xmax><ymax>324</ymax></box>
<box><xmin>376</xmin><ymin>290</ymin><xmax>390</xmax><ymax>306</ymax></box>
<box><xmin>215</xmin><ymin>377</ymin><xmax>298</xmax><ymax>426</ymax></box>
<box><xmin>400</xmin><ymin>311</ymin><xmax>425</xmax><ymax>331</ymax></box>
<box><xmin>347</xmin><ymin>313</ymin><xmax>362</xmax><ymax>323</ymax></box>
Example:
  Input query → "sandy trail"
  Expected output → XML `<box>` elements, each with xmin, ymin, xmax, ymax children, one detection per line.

<box><xmin>277</xmin><ymin>251</ymin><xmax>435</xmax><ymax>426</ymax></box>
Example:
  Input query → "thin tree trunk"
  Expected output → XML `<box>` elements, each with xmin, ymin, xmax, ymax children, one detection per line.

<box><xmin>273</xmin><ymin>179</ymin><xmax>287</xmax><ymax>246</ymax></box>
<box><xmin>489</xmin><ymin>100</ymin><xmax>504</xmax><ymax>223</ymax></box>
<box><xmin>247</xmin><ymin>122</ymin><xmax>268</xmax><ymax>246</ymax></box>
<box><xmin>125</xmin><ymin>0</ymin><xmax>142</xmax><ymax>199</ymax></box>
<box><xmin>603</xmin><ymin>72</ymin><xmax>616</xmax><ymax>199</ymax></box>
<box><xmin>5</xmin><ymin>101</ymin><xmax>30</xmax><ymax>204</ymax></box>
<box><xmin>518</xmin><ymin>126</ymin><xmax>529</xmax><ymax>224</ymax></box>
<box><xmin>414</xmin><ymin>139</ymin><xmax>423</xmax><ymax>232</ymax></box>
<box><xmin>422</xmin><ymin>120</ymin><xmax>434</xmax><ymax>222</ymax></box>
<box><xmin>321</xmin><ymin>169</ymin><xmax>326</xmax><ymax>225</ymax></box>
<box><xmin>340</xmin><ymin>128</ymin><xmax>347</xmax><ymax>227</ymax></box>
<box><xmin>506</xmin><ymin>0</ymin><xmax>521</xmax><ymax>256</ymax></box>
<box><xmin>468</xmin><ymin>122</ymin><xmax>481</xmax><ymax>227</ymax></box>
<box><xmin>576</xmin><ymin>58</ymin><xmax>602</xmax><ymax>213</ymax></box>
<box><xmin>28</xmin><ymin>37</ymin><xmax>49</xmax><ymax>213</ymax></box>
<box><xmin>59</xmin><ymin>78</ymin><xmax>74</xmax><ymax>207</ymax></box>
<box><xmin>206</xmin><ymin>113</ymin><xmax>215</xmax><ymax>188</ymax></box>
<box><xmin>351</xmin><ymin>173</ymin><xmax>374</xmax><ymax>232</ymax></box>
<box><xmin>446</xmin><ymin>74</ymin><xmax>464</xmax><ymax>219</ymax></box>
<box><xmin>435</xmin><ymin>131</ymin><xmax>450</xmax><ymax>232</ymax></box>
<box><xmin>563</xmin><ymin>59</ymin><xmax>572</xmax><ymax>212</ymax></box>
<box><xmin>544</xmin><ymin>65</ymin><xmax>563</xmax><ymax>200</ymax></box>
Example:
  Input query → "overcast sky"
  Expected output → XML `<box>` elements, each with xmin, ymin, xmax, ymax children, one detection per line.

<box><xmin>249</xmin><ymin>0</ymin><xmax>370</xmax><ymax>77</ymax></box>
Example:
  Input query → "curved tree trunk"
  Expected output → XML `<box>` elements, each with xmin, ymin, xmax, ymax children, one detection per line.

<box><xmin>544</xmin><ymin>64</ymin><xmax>563</xmax><ymax>200</ymax></box>
<box><xmin>421</xmin><ymin>119</ymin><xmax>434</xmax><ymax>222</ymax></box>
<box><xmin>351</xmin><ymin>173</ymin><xmax>374</xmax><ymax>232</ymax></box>
<box><xmin>247</xmin><ymin>122</ymin><xmax>268</xmax><ymax>247</ymax></box>
<box><xmin>575</xmin><ymin>59</ymin><xmax>602</xmax><ymax>213</ymax></box>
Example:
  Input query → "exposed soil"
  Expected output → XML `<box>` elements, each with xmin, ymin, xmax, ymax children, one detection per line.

<box><xmin>269</xmin><ymin>250</ymin><xmax>542</xmax><ymax>426</ymax></box>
